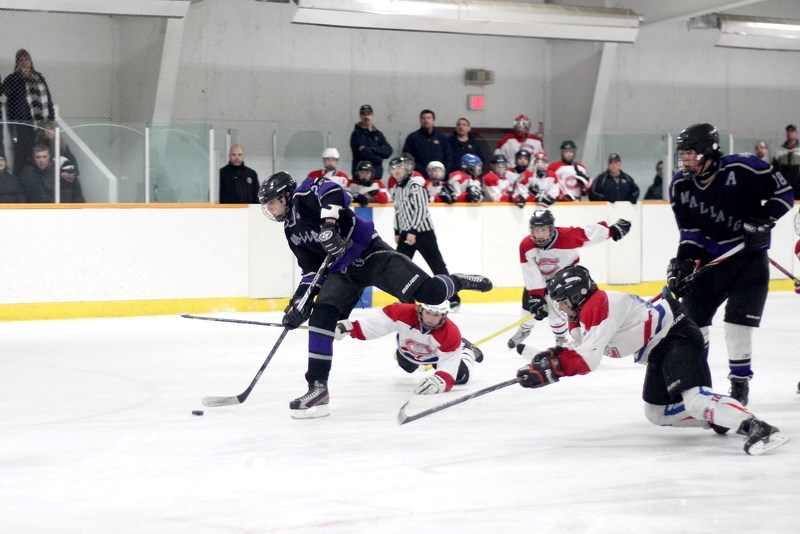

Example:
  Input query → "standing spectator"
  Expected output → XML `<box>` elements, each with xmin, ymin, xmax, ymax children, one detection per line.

<box><xmin>667</xmin><ymin>122</ymin><xmax>794</xmax><ymax>408</ymax></box>
<box><xmin>2</xmin><ymin>49</ymin><xmax>55</xmax><ymax>175</ymax></box>
<box><xmin>349</xmin><ymin>105</ymin><xmax>392</xmax><ymax>180</ymax></box>
<box><xmin>390</xmin><ymin>155</ymin><xmax>462</xmax><ymax>310</ymax></box>
<box><xmin>754</xmin><ymin>140</ymin><xmax>769</xmax><ymax>162</ymax></box>
<box><xmin>402</xmin><ymin>109</ymin><xmax>452</xmax><ymax>177</ymax></box>
<box><xmin>644</xmin><ymin>160</ymin><xmax>664</xmax><ymax>200</ymax></box>
<box><xmin>308</xmin><ymin>148</ymin><xmax>349</xmax><ymax>189</ymax></box>
<box><xmin>547</xmin><ymin>140</ymin><xmax>591</xmax><ymax>201</ymax></box>
<box><xmin>447</xmin><ymin>117</ymin><xmax>484</xmax><ymax>172</ymax></box>
<box><xmin>494</xmin><ymin>114</ymin><xmax>544</xmax><ymax>168</ymax></box>
<box><xmin>589</xmin><ymin>153</ymin><xmax>640</xmax><ymax>203</ymax></box>
<box><xmin>771</xmin><ymin>124</ymin><xmax>799</xmax><ymax>197</ymax></box>
<box><xmin>219</xmin><ymin>144</ymin><xmax>259</xmax><ymax>204</ymax></box>
<box><xmin>348</xmin><ymin>160</ymin><xmax>390</xmax><ymax>206</ymax></box>
<box><xmin>0</xmin><ymin>155</ymin><xmax>26</xmax><ymax>203</ymax></box>
<box><xmin>19</xmin><ymin>144</ymin><xmax>84</xmax><ymax>203</ymax></box>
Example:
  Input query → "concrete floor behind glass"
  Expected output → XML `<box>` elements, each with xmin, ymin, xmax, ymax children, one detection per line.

<box><xmin>2</xmin><ymin>296</ymin><xmax>799</xmax><ymax>533</ymax></box>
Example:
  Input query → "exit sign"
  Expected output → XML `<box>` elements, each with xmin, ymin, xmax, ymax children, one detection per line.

<box><xmin>467</xmin><ymin>94</ymin><xmax>485</xmax><ymax>110</ymax></box>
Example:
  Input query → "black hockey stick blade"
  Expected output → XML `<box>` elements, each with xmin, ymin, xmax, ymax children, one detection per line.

<box><xmin>397</xmin><ymin>377</ymin><xmax>523</xmax><ymax>425</ymax></box>
<box><xmin>181</xmin><ymin>313</ymin><xmax>307</xmax><ymax>329</ymax></box>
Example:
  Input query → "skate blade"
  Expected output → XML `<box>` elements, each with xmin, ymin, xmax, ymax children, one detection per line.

<box><xmin>290</xmin><ymin>404</ymin><xmax>331</xmax><ymax>419</ymax></box>
<box><xmin>745</xmin><ymin>432</ymin><xmax>790</xmax><ymax>456</ymax></box>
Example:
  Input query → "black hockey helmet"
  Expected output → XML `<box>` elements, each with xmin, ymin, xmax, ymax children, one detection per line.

<box><xmin>490</xmin><ymin>153</ymin><xmax>508</xmax><ymax>173</ymax></box>
<box><xmin>515</xmin><ymin>148</ymin><xmax>532</xmax><ymax>164</ymax></box>
<box><xmin>560</xmin><ymin>140</ymin><xmax>577</xmax><ymax>151</ymax></box>
<box><xmin>547</xmin><ymin>265</ymin><xmax>597</xmax><ymax>320</ymax></box>
<box><xmin>675</xmin><ymin>123</ymin><xmax>721</xmax><ymax>179</ymax></box>
<box><xmin>356</xmin><ymin>160</ymin><xmax>374</xmax><ymax>184</ymax></box>
<box><xmin>258</xmin><ymin>171</ymin><xmax>296</xmax><ymax>222</ymax></box>
<box><xmin>529</xmin><ymin>209</ymin><xmax>556</xmax><ymax>247</ymax></box>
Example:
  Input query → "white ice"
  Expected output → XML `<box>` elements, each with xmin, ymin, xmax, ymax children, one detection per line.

<box><xmin>1</xmin><ymin>296</ymin><xmax>799</xmax><ymax>533</ymax></box>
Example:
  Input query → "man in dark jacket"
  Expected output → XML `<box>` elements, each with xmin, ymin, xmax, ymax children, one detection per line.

<box><xmin>219</xmin><ymin>144</ymin><xmax>259</xmax><ymax>203</ymax></box>
<box><xmin>589</xmin><ymin>152</ymin><xmax>640</xmax><ymax>203</ymax></box>
<box><xmin>402</xmin><ymin>109</ymin><xmax>452</xmax><ymax>177</ymax></box>
<box><xmin>447</xmin><ymin>117</ymin><xmax>484</xmax><ymax>172</ymax></box>
<box><xmin>19</xmin><ymin>144</ymin><xmax>84</xmax><ymax>203</ymax></box>
<box><xmin>349</xmin><ymin>105</ymin><xmax>393</xmax><ymax>180</ymax></box>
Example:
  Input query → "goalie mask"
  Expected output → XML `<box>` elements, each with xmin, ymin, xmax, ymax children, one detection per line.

<box><xmin>258</xmin><ymin>171</ymin><xmax>296</xmax><ymax>222</ymax></box>
<box><xmin>356</xmin><ymin>160</ymin><xmax>375</xmax><ymax>186</ymax></box>
<box><xmin>461</xmin><ymin>153</ymin><xmax>483</xmax><ymax>178</ymax></box>
<box><xmin>529</xmin><ymin>209</ymin><xmax>556</xmax><ymax>248</ymax></box>
<box><xmin>426</xmin><ymin>161</ymin><xmax>446</xmax><ymax>183</ymax></box>
<box><xmin>547</xmin><ymin>265</ymin><xmax>597</xmax><ymax>321</ymax></box>
<box><xmin>417</xmin><ymin>301</ymin><xmax>450</xmax><ymax>330</ymax></box>
<box><xmin>514</xmin><ymin>114</ymin><xmax>531</xmax><ymax>133</ymax></box>
<box><xmin>675</xmin><ymin>123</ymin><xmax>721</xmax><ymax>181</ymax></box>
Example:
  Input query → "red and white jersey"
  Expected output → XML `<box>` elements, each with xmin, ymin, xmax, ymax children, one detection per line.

<box><xmin>495</xmin><ymin>134</ymin><xmax>544</xmax><ymax>168</ymax></box>
<box><xmin>519</xmin><ymin>223</ymin><xmax>613</xmax><ymax>297</ymax></box>
<box><xmin>556</xmin><ymin>290</ymin><xmax>676</xmax><ymax>377</ymax></box>
<box><xmin>547</xmin><ymin>161</ymin><xmax>591</xmax><ymax>201</ymax></box>
<box><xmin>348</xmin><ymin>303</ymin><xmax>463</xmax><ymax>389</ymax></box>
<box><xmin>347</xmin><ymin>178</ymin><xmax>390</xmax><ymax>204</ymax></box>
<box><xmin>308</xmin><ymin>168</ymin><xmax>350</xmax><ymax>189</ymax></box>
<box><xmin>519</xmin><ymin>171</ymin><xmax>560</xmax><ymax>206</ymax></box>
<box><xmin>481</xmin><ymin>170</ymin><xmax>512</xmax><ymax>202</ymax></box>
<box><xmin>795</xmin><ymin>239</ymin><xmax>800</xmax><ymax>259</ymax></box>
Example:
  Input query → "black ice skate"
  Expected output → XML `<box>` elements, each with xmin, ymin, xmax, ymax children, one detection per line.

<box><xmin>451</xmin><ymin>273</ymin><xmax>493</xmax><ymax>293</ymax></box>
<box><xmin>289</xmin><ymin>379</ymin><xmax>330</xmax><ymax>419</ymax></box>
<box><xmin>462</xmin><ymin>338</ymin><xmax>484</xmax><ymax>363</ymax></box>
<box><xmin>741</xmin><ymin>418</ymin><xmax>790</xmax><ymax>456</ymax></box>
<box><xmin>728</xmin><ymin>375</ymin><xmax>750</xmax><ymax>406</ymax></box>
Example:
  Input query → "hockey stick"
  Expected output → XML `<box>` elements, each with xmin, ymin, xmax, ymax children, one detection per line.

<box><xmin>474</xmin><ymin>314</ymin><xmax>534</xmax><ymax>346</ymax></box>
<box><xmin>652</xmin><ymin>242</ymin><xmax>747</xmax><ymax>303</ymax></box>
<box><xmin>768</xmin><ymin>257</ymin><xmax>800</xmax><ymax>283</ymax></box>
<box><xmin>202</xmin><ymin>255</ymin><xmax>333</xmax><ymax>407</ymax></box>
<box><xmin>397</xmin><ymin>377</ymin><xmax>522</xmax><ymax>425</ymax></box>
<box><xmin>180</xmin><ymin>313</ymin><xmax>308</xmax><ymax>330</ymax></box>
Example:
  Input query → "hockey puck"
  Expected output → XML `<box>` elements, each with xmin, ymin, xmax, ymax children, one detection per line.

<box><xmin>192</xmin><ymin>410</ymin><xmax>204</xmax><ymax>416</ymax></box>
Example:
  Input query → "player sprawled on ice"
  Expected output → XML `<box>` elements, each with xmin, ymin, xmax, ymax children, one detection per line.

<box><xmin>515</xmin><ymin>266</ymin><xmax>789</xmax><ymax>456</ymax></box>
<box><xmin>258</xmin><ymin>171</ymin><xmax>493</xmax><ymax>419</ymax></box>
<box><xmin>334</xmin><ymin>301</ymin><xmax>483</xmax><ymax>394</ymax></box>
<box><xmin>507</xmin><ymin>209</ymin><xmax>631</xmax><ymax>350</ymax></box>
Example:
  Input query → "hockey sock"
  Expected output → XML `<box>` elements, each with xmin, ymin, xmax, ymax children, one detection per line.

<box><xmin>682</xmin><ymin>386</ymin><xmax>751</xmax><ymax>430</ymax></box>
<box><xmin>643</xmin><ymin>401</ymin><xmax>710</xmax><ymax>428</ymax></box>
<box><xmin>724</xmin><ymin>322</ymin><xmax>753</xmax><ymax>378</ymax></box>
<box><xmin>305</xmin><ymin>303</ymin><xmax>338</xmax><ymax>382</ymax></box>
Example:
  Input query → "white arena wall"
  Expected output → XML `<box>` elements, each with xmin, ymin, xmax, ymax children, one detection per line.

<box><xmin>0</xmin><ymin>202</ymin><xmax>797</xmax><ymax>320</ymax></box>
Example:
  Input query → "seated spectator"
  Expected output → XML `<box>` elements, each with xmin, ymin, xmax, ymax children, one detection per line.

<box><xmin>308</xmin><ymin>147</ymin><xmax>349</xmax><ymax>188</ymax></box>
<box><xmin>548</xmin><ymin>140</ymin><xmax>591</xmax><ymax>201</ymax></box>
<box><xmin>754</xmin><ymin>140</ymin><xmax>769</xmax><ymax>162</ymax></box>
<box><xmin>644</xmin><ymin>160</ymin><xmax>664</xmax><ymax>200</ymax></box>
<box><xmin>0</xmin><ymin>155</ymin><xmax>26</xmax><ymax>203</ymax></box>
<box><xmin>18</xmin><ymin>144</ymin><xmax>84</xmax><ymax>203</ymax></box>
<box><xmin>348</xmin><ymin>160</ymin><xmax>390</xmax><ymax>206</ymax></box>
<box><xmin>447</xmin><ymin>117</ymin><xmax>484</xmax><ymax>172</ymax></box>
<box><xmin>589</xmin><ymin>153</ymin><xmax>639</xmax><ymax>203</ymax></box>
<box><xmin>495</xmin><ymin>114</ymin><xmax>544</xmax><ymax>168</ymax></box>
<box><xmin>33</xmin><ymin>121</ymin><xmax>78</xmax><ymax>172</ymax></box>
<box><xmin>219</xmin><ymin>144</ymin><xmax>259</xmax><ymax>203</ymax></box>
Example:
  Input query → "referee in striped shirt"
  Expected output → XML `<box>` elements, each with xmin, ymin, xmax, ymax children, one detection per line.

<box><xmin>390</xmin><ymin>155</ymin><xmax>461</xmax><ymax>310</ymax></box>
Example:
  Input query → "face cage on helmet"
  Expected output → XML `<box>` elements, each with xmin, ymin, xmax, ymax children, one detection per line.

<box><xmin>551</xmin><ymin>298</ymin><xmax>576</xmax><ymax>321</ymax></box>
<box><xmin>418</xmin><ymin>305</ymin><xmax>448</xmax><ymax>330</ymax></box>
<box><xmin>261</xmin><ymin>194</ymin><xmax>290</xmax><ymax>222</ymax></box>
<box><xmin>674</xmin><ymin>148</ymin><xmax>709</xmax><ymax>179</ymax></box>
<box><xmin>794</xmin><ymin>211</ymin><xmax>800</xmax><ymax>237</ymax></box>
<box><xmin>530</xmin><ymin>225</ymin><xmax>555</xmax><ymax>247</ymax></box>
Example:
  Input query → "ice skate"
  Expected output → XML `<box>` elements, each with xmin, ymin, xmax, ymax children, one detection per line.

<box><xmin>451</xmin><ymin>273</ymin><xmax>493</xmax><ymax>293</ymax></box>
<box><xmin>462</xmin><ymin>338</ymin><xmax>484</xmax><ymax>363</ymax></box>
<box><xmin>741</xmin><ymin>418</ymin><xmax>790</xmax><ymax>456</ymax></box>
<box><xmin>289</xmin><ymin>379</ymin><xmax>330</xmax><ymax>419</ymax></box>
<box><xmin>507</xmin><ymin>326</ymin><xmax>532</xmax><ymax>349</ymax></box>
<box><xmin>728</xmin><ymin>375</ymin><xmax>750</xmax><ymax>406</ymax></box>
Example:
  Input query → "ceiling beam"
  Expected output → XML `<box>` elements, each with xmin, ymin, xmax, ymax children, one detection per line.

<box><xmin>0</xmin><ymin>0</ymin><xmax>190</xmax><ymax>18</ymax></box>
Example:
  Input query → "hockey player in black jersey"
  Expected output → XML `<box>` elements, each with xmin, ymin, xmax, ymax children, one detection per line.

<box><xmin>258</xmin><ymin>171</ymin><xmax>492</xmax><ymax>419</ymax></box>
<box><xmin>666</xmin><ymin>123</ymin><xmax>794</xmax><ymax>408</ymax></box>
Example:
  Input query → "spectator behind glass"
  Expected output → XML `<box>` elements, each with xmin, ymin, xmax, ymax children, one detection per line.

<box><xmin>402</xmin><ymin>109</ymin><xmax>452</xmax><ymax>177</ymax></box>
<box><xmin>644</xmin><ymin>160</ymin><xmax>664</xmax><ymax>200</ymax></box>
<box><xmin>18</xmin><ymin>144</ymin><xmax>84</xmax><ymax>203</ymax></box>
<box><xmin>772</xmin><ymin>124</ymin><xmax>800</xmax><ymax>198</ymax></box>
<box><xmin>219</xmin><ymin>144</ymin><xmax>259</xmax><ymax>203</ymax></box>
<box><xmin>447</xmin><ymin>117</ymin><xmax>484</xmax><ymax>173</ymax></box>
<box><xmin>34</xmin><ymin>120</ymin><xmax>78</xmax><ymax>173</ymax></box>
<box><xmin>754</xmin><ymin>140</ymin><xmax>769</xmax><ymax>162</ymax></box>
<box><xmin>349</xmin><ymin>105</ymin><xmax>392</xmax><ymax>180</ymax></box>
<box><xmin>2</xmin><ymin>49</ymin><xmax>55</xmax><ymax>175</ymax></box>
<box><xmin>0</xmin><ymin>155</ymin><xmax>26</xmax><ymax>203</ymax></box>
<box><xmin>589</xmin><ymin>153</ymin><xmax>640</xmax><ymax>203</ymax></box>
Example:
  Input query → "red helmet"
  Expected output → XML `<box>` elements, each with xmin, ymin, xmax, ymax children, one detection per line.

<box><xmin>513</xmin><ymin>114</ymin><xmax>531</xmax><ymax>132</ymax></box>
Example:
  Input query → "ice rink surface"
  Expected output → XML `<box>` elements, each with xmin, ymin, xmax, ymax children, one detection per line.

<box><xmin>2</xmin><ymin>295</ymin><xmax>799</xmax><ymax>533</ymax></box>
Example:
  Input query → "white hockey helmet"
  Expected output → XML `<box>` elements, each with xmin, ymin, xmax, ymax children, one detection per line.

<box><xmin>417</xmin><ymin>301</ymin><xmax>450</xmax><ymax>329</ymax></box>
<box><xmin>426</xmin><ymin>160</ymin><xmax>446</xmax><ymax>182</ymax></box>
<box><xmin>514</xmin><ymin>114</ymin><xmax>531</xmax><ymax>132</ymax></box>
<box><xmin>322</xmin><ymin>147</ymin><xmax>340</xmax><ymax>160</ymax></box>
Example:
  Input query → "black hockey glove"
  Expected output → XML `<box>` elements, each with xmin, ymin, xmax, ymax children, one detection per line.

<box><xmin>466</xmin><ymin>185</ymin><xmax>484</xmax><ymax>203</ymax></box>
<box><xmin>517</xmin><ymin>347</ymin><xmax>565</xmax><ymax>389</ymax></box>
<box><xmin>318</xmin><ymin>221</ymin><xmax>348</xmax><ymax>259</ymax></box>
<box><xmin>666</xmin><ymin>257</ymin><xmax>696</xmax><ymax>297</ymax></box>
<box><xmin>527</xmin><ymin>182</ymin><xmax>541</xmax><ymax>198</ymax></box>
<box><xmin>525</xmin><ymin>295</ymin><xmax>549</xmax><ymax>320</ymax></box>
<box><xmin>743</xmin><ymin>216</ymin><xmax>775</xmax><ymax>252</ymax></box>
<box><xmin>282</xmin><ymin>280</ymin><xmax>321</xmax><ymax>329</ymax></box>
<box><xmin>609</xmin><ymin>219</ymin><xmax>631</xmax><ymax>241</ymax></box>
<box><xmin>574</xmin><ymin>167</ymin><xmax>590</xmax><ymax>188</ymax></box>
<box><xmin>439</xmin><ymin>183</ymin><xmax>456</xmax><ymax>204</ymax></box>
<box><xmin>515</xmin><ymin>194</ymin><xmax>526</xmax><ymax>209</ymax></box>
<box><xmin>354</xmin><ymin>193</ymin><xmax>370</xmax><ymax>207</ymax></box>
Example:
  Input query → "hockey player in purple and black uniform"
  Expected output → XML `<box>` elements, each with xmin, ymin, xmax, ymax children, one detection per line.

<box><xmin>258</xmin><ymin>171</ymin><xmax>493</xmax><ymax>419</ymax></box>
<box><xmin>666</xmin><ymin>123</ymin><xmax>794</xmax><ymax>409</ymax></box>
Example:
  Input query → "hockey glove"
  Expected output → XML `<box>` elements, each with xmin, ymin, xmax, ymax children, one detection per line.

<box><xmin>525</xmin><ymin>295</ymin><xmax>549</xmax><ymax>320</ymax></box>
<box><xmin>743</xmin><ymin>216</ymin><xmax>775</xmax><ymax>251</ymax></box>
<box><xmin>334</xmin><ymin>320</ymin><xmax>354</xmax><ymax>340</ymax></box>
<box><xmin>439</xmin><ymin>183</ymin><xmax>456</xmax><ymax>204</ymax></box>
<box><xmin>574</xmin><ymin>167</ymin><xmax>590</xmax><ymax>188</ymax></box>
<box><xmin>466</xmin><ymin>185</ymin><xmax>484</xmax><ymax>203</ymax></box>
<box><xmin>318</xmin><ymin>221</ymin><xmax>348</xmax><ymax>259</ymax></box>
<box><xmin>354</xmin><ymin>194</ymin><xmax>370</xmax><ymax>207</ymax></box>
<box><xmin>282</xmin><ymin>298</ymin><xmax>313</xmax><ymax>329</ymax></box>
<box><xmin>414</xmin><ymin>373</ymin><xmax>449</xmax><ymax>395</ymax></box>
<box><xmin>609</xmin><ymin>219</ymin><xmax>631</xmax><ymax>241</ymax></box>
<box><xmin>515</xmin><ymin>194</ymin><xmax>527</xmax><ymax>209</ymax></box>
<box><xmin>666</xmin><ymin>257</ymin><xmax>696</xmax><ymax>297</ymax></box>
<box><xmin>517</xmin><ymin>347</ymin><xmax>565</xmax><ymax>389</ymax></box>
<box><xmin>527</xmin><ymin>182</ymin><xmax>541</xmax><ymax>198</ymax></box>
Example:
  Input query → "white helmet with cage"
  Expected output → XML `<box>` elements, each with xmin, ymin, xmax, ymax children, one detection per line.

<box><xmin>417</xmin><ymin>301</ymin><xmax>450</xmax><ymax>329</ymax></box>
<box><xmin>322</xmin><ymin>147</ymin><xmax>340</xmax><ymax>160</ymax></box>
